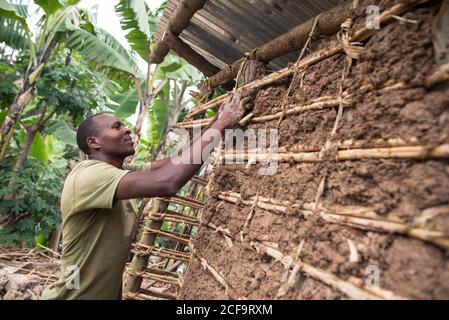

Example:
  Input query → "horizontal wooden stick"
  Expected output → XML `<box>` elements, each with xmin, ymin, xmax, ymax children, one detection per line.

<box><xmin>251</xmin><ymin>98</ymin><xmax>352</xmax><ymax>123</ymax></box>
<box><xmin>142</xmin><ymin>227</ymin><xmax>191</xmax><ymax>245</ymax></box>
<box><xmin>222</xmin><ymin>144</ymin><xmax>449</xmax><ymax>163</ymax></box>
<box><xmin>218</xmin><ymin>192</ymin><xmax>449</xmax><ymax>249</ymax></box>
<box><xmin>159</xmin><ymin>195</ymin><xmax>205</xmax><ymax>210</ymax></box>
<box><xmin>177</xmin><ymin>95</ymin><xmax>351</xmax><ymax>129</ymax></box>
<box><xmin>191</xmin><ymin>175</ymin><xmax>208</xmax><ymax>185</ymax></box>
<box><xmin>127</xmin><ymin>270</ymin><xmax>181</xmax><ymax>287</ymax></box>
<box><xmin>227</xmin><ymin>137</ymin><xmax>422</xmax><ymax>155</ymax></box>
<box><xmin>174</xmin><ymin>119</ymin><xmax>214</xmax><ymax>129</ymax></box>
<box><xmin>123</xmin><ymin>289</ymin><xmax>177</xmax><ymax>300</ymax></box>
<box><xmin>147</xmin><ymin>212</ymin><xmax>200</xmax><ymax>226</ymax></box>
<box><xmin>146</xmin><ymin>266</ymin><xmax>180</xmax><ymax>277</ymax></box>
<box><xmin>130</xmin><ymin>249</ymin><xmax>190</xmax><ymax>262</ymax></box>
<box><xmin>132</xmin><ymin>243</ymin><xmax>191</xmax><ymax>261</ymax></box>
<box><xmin>179</xmin><ymin>118</ymin><xmax>214</xmax><ymax>126</ymax></box>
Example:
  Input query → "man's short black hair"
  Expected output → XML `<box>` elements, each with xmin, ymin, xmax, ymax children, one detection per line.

<box><xmin>76</xmin><ymin>113</ymin><xmax>105</xmax><ymax>155</ymax></box>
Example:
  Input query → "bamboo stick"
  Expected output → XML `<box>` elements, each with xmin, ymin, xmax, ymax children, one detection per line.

<box><xmin>276</xmin><ymin>240</ymin><xmax>305</xmax><ymax>298</ymax></box>
<box><xmin>413</xmin><ymin>205</ymin><xmax>449</xmax><ymax>228</ymax></box>
<box><xmin>127</xmin><ymin>270</ymin><xmax>181</xmax><ymax>287</ymax></box>
<box><xmin>130</xmin><ymin>248</ymin><xmax>190</xmax><ymax>261</ymax></box>
<box><xmin>347</xmin><ymin>276</ymin><xmax>405</xmax><ymax>300</ymax></box>
<box><xmin>123</xmin><ymin>289</ymin><xmax>177</xmax><ymax>301</ymax></box>
<box><xmin>191</xmin><ymin>175</ymin><xmax>208</xmax><ymax>185</ymax></box>
<box><xmin>317</xmin><ymin>210</ymin><xmax>449</xmax><ymax>249</ymax></box>
<box><xmin>222</xmin><ymin>191</ymin><xmax>382</xmax><ymax>220</ymax></box>
<box><xmin>227</xmin><ymin>137</ymin><xmax>422</xmax><ymax>155</ymax></box>
<box><xmin>251</xmin><ymin>98</ymin><xmax>352</xmax><ymax>123</ymax></box>
<box><xmin>159</xmin><ymin>195</ymin><xmax>205</xmax><ymax>210</ymax></box>
<box><xmin>222</xmin><ymin>144</ymin><xmax>449</xmax><ymax>163</ymax></box>
<box><xmin>174</xmin><ymin>118</ymin><xmax>214</xmax><ymax>129</ymax></box>
<box><xmin>132</xmin><ymin>243</ymin><xmax>191</xmax><ymax>261</ymax></box>
<box><xmin>218</xmin><ymin>192</ymin><xmax>449</xmax><ymax>249</ymax></box>
<box><xmin>147</xmin><ymin>212</ymin><xmax>200</xmax><ymax>226</ymax></box>
<box><xmin>179</xmin><ymin>118</ymin><xmax>214</xmax><ymax>126</ymax></box>
<box><xmin>35</xmin><ymin>243</ymin><xmax>61</xmax><ymax>258</ymax></box>
<box><xmin>142</xmin><ymin>227</ymin><xmax>191</xmax><ymax>245</ymax></box>
<box><xmin>146</xmin><ymin>266</ymin><xmax>180</xmax><ymax>278</ymax></box>
<box><xmin>270</xmin><ymin>95</ymin><xmax>339</xmax><ymax>114</ymax></box>
<box><xmin>221</xmin><ymin>190</ymin><xmax>444</xmax><ymax>227</ymax></box>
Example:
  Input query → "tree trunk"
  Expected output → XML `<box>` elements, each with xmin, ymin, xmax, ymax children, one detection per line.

<box><xmin>13</xmin><ymin>126</ymin><xmax>37</xmax><ymax>176</ymax></box>
<box><xmin>0</xmin><ymin>87</ymin><xmax>34</xmax><ymax>160</ymax></box>
<box><xmin>0</xmin><ymin>37</ymin><xmax>57</xmax><ymax>160</ymax></box>
<box><xmin>0</xmin><ymin>126</ymin><xmax>38</xmax><ymax>230</ymax></box>
<box><xmin>48</xmin><ymin>228</ymin><xmax>62</xmax><ymax>257</ymax></box>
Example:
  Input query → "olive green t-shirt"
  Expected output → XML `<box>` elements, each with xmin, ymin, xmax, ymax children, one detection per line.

<box><xmin>40</xmin><ymin>160</ymin><xmax>151</xmax><ymax>300</ymax></box>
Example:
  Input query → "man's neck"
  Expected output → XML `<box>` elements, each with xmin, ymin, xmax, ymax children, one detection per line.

<box><xmin>88</xmin><ymin>153</ymin><xmax>124</xmax><ymax>169</ymax></box>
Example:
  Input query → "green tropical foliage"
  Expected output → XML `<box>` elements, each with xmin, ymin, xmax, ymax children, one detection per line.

<box><xmin>0</xmin><ymin>48</ymin><xmax>109</xmax><ymax>245</ymax></box>
<box><xmin>0</xmin><ymin>0</ymin><xmax>144</xmax><ymax>161</ymax></box>
<box><xmin>0</xmin><ymin>0</ymin><xmax>208</xmax><ymax>249</ymax></box>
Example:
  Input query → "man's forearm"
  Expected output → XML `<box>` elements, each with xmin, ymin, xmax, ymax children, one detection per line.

<box><xmin>167</xmin><ymin>119</ymin><xmax>226</xmax><ymax>190</ymax></box>
<box><xmin>153</xmin><ymin>116</ymin><xmax>218</xmax><ymax>171</ymax></box>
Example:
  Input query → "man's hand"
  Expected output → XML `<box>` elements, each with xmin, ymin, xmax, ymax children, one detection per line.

<box><xmin>216</xmin><ymin>93</ymin><xmax>250</xmax><ymax>129</ymax></box>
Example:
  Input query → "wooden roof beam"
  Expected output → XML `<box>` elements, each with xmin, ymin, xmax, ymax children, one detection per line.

<box><xmin>163</xmin><ymin>32</ymin><xmax>220</xmax><ymax>77</ymax></box>
<box><xmin>149</xmin><ymin>0</ymin><xmax>208</xmax><ymax>65</ymax></box>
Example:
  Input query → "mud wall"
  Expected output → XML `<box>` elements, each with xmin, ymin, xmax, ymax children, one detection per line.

<box><xmin>179</xmin><ymin>0</ymin><xmax>449</xmax><ymax>299</ymax></box>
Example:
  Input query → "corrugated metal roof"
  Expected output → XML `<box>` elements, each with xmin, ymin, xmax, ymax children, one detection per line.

<box><xmin>155</xmin><ymin>0</ymin><xmax>344</xmax><ymax>71</ymax></box>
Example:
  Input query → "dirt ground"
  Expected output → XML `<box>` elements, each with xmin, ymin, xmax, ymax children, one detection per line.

<box><xmin>179</xmin><ymin>0</ymin><xmax>449</xmax><ymax>299</ymax></box>
<box><xmin>0</xmin><ymin>247</ymin><xmax>60</xmax><ymax>300</ymax></box>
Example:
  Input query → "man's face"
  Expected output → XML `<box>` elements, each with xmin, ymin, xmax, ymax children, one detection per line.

<box><xmin>89</xmin><ymin>114</ymin><xmax>135</xmax><ymax>158</ymax></box>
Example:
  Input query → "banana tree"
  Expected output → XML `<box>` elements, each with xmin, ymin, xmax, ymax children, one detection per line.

<box><xmin>147</xmin><ymin>56</ymin><xmax>203</xmax><ymax>158</ymax></box>
<box><xmin>114</xmin><ymin>0</ymin><xmax>168</xmax><ymax>142</ymax></box>
<box><xmin>114</xmin><ymin>0</ymin><xmax>203</xmax><ymax>157</ymax></box>
<box><xmin>0</xmin><ymin>0</ymin><xmax>143</xmax><ymax>160</ymax></box>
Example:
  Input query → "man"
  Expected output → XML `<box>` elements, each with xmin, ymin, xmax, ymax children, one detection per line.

<box><xmin>41</xmin><ymin>93</ymin><xmax>246</xmax><ymax>300</ymax></box>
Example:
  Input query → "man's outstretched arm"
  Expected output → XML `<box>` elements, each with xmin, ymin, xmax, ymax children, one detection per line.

<box><xmin>148</xmin><ymin>118</ymin><xmax>217</xmax><ymax>171</ymax></box>
<box><xmin>115</xmin><ymin>94</ymin><xmax>245</xmax><ymax>200</ymax></box>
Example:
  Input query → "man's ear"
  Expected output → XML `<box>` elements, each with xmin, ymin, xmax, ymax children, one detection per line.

<box><xmin>86</xmin><ymin>136</ymin><xmax>101</xmax><ymax>152</ymax></box>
